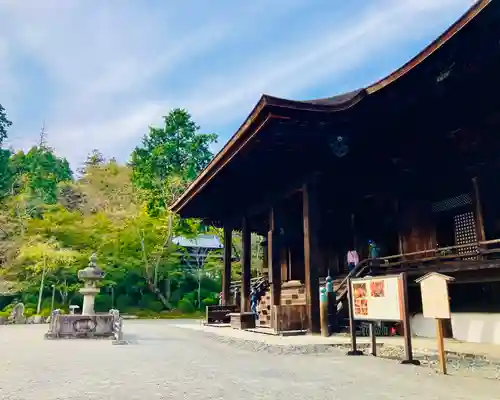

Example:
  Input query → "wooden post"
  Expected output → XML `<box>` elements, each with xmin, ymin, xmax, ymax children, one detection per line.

<box><xmin>261</xmin><ymin>240</ymin><xmax>269</xmax><ymax>278</ymax></box>
<box><xmin>320</xmin><ymin>287</ymin><xmax>329</xmax><ymax>337</ymax></box>
<box><xmin>369</xmin><ymin>322</ymin><xmax>377</xmax><ymax>357</ymax></box>
<box><xmin>400</xmin><ymin>272</ymin><xmax>420</xmax><ymax>365</ymax></box>
<box><xmin>472</xmin><ymin>177</ymin><xmax>486</xmax><ymax>252</ymax></box>
<box><xmin>346</xmin><ymin>277</ymin><xmax>363</xmax><ymax>356</ymax></box>
<box><xmin>436</xmin><ymin>318</ymin><xmax>447</xmax><ymax>374</ymax></box>
<box><xmin>416</xmin><ymin>272</ymin><xmax>454</xmax><ymax>374</ymax></box>
<box><xmin>222</xmin><ymin>225</ymin><xmax>232</xmax><ymax>306</ymax></box>
<box><xmin>302</xmin><ymin>183</ymin><xmax>321</xmax><ymax>334</ymax></box>
<box><xmin>281</xmin><ymin>247</ymin><xmax>289</xmax><ymax>282</ymax></box>
<box><xmin>241</xmin><ymin>217</ymin><xmax>251</xmax><ymax>312</ymax></box>
<box><xmin>268</xmin><ymin>208</ymin><xmax>282</xmax><ymax>310</ymax></box>
<box><xmin>351</xmin><ymin>213</ymin><xmax>357</xmax><ymax>250</ymax></box>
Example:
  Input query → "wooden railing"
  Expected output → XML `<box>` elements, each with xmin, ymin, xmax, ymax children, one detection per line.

<box><xmin>229</xmin><ymin>276</ymin><xmax>268</xmax><ymax>292</ymax></box>
<box><xmin>335</xmin><ymin>238</ymin><xmax>500</xmax><ymax>305</ymax></box>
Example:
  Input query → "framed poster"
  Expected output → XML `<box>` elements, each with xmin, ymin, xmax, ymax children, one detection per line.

<box><xmin>350</xmin><ymin>274</ymin><xmax>403</xmax><ymax>321</ymax></box>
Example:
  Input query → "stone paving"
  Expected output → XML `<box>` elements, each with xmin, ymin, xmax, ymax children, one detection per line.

<box><xmin>176</xmin><ymin>323</ymin><xmax>500</xmax><ymax>379</ymax></box>
<box><xmin>1</xmin><ymin>320</ymin><xmax>499</xmax><ymax>400</ymax></box>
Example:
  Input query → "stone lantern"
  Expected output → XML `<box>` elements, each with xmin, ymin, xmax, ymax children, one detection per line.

<box><xmin>77</xmin><ymin>253</ymin><xmax>105</xmax><ymax>315</ymax></box>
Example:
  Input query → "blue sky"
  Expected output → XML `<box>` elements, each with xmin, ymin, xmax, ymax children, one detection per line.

<box><xmin>0</xmin><ymin>0</ymin><xmax>476</xmax><ymax>171</ymax></box>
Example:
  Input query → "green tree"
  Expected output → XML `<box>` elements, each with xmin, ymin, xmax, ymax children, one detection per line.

<box><xmin>130</xmin><ymin>108</ymin><xmax>217</xmax><ymax>213</ymax></box>
<box><xmin>3</xmin><ymin>236</ymin><xmax>79</xmax><ymax>313</ymax></box>
<box><xmin>0</xmin><ymin>148</ymin><xmax>12</xmax><ymax>198</ymax></box>
<box><xmin>85</xmin><ymin>149</ymin><xmax>106</xmax><ymax>167</ymax></box>
<box><xmin>10</xmin><ymin>146</ymin><xmax>72</xmax><ymax>204</ymax></box>
<box><xmin>0</xmin><ymin>104</ymin><xmax>12</xmax><ymax>146</ymax></box>
<box><xmin>78</xmin><ymin>149</ymin><xmax>106</xmax><ymax>175</ymax></box>
<box><xmin>0</xmin><ymin>107</ymin><xmax>224</xmax><ymax>316</ymax></box>
<box><xmin>0</xmin><ymin>104</ymin><xmax>13</xmax><ymax>198</ymax></box>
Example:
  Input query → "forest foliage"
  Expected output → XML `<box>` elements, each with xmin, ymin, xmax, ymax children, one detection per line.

<box><xmin>0</xmin><ymin>106</ymin><xmax>263</xmax><ymax>318</ymax></box>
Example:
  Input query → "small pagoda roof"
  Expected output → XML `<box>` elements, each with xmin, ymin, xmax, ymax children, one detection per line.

<box><xmin>172</xmin><ymin>234</ymin><xmax>223</xmax><ymax>250</ymax></box>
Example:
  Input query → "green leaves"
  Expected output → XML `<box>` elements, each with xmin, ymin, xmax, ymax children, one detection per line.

<box><xmin>0</xmin><ymin>107</ymin><xmax>224</xmax><ymax>314</ymax></box>
<box><xmin>15</xmin><ymin>236</ymin><xmax>79</xmax><ymax>274</ymax></box>
<box><xmin>0</xmin><ymin>104</ymin><xmax>12</xmax><ymax>146</ymax></box>
<box><xmin>130</xmin><ymin>108</ymin><xmax>217</xmax><ymax>214</ymax></box>
<box><xmin>7</xmin><ymin>146</ymin><xmax>72</xmax><ymax>204</ymax></box>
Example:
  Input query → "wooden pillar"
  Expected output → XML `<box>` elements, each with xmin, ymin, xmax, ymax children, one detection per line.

<box><xmin>472</xmin><ymin>177</ymin><xmax>486</xmax><ymax>244</ymax></box>
<box><xmin>222</xmin><ymin>225</ymin><xmax>232</xmax><ymax>306</ymax></box>
<box><xmin>302</xmin><ymin>182</ymin><xmax>321</xmax><ymax>334</ymax></box>
<box><xmin>268</xmin><ymin>208</ymin><xmax>282</xmax><ymax>308</ymax></box>
<box><xmin>241</xmin><ymin>217</ymin><xmax>251</xmax><ymax>312</ymax></box>
<box><xmin>280</xmin><ymin>247</ymin><xmax>288</xmax><ymax>282</ymax></box>
<box><xmin>261</xmin><ymin>240</ymin><xmax>269</xmax><ymax>278</ymax></box>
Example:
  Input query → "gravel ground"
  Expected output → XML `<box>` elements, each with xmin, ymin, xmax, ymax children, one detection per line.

<box><xmin>0</xmin><ymin>320</ymin><xmax>499</xmax><ymax>400</ymax></box>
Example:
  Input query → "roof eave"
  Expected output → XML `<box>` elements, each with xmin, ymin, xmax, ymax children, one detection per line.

<box><xmin>169</xmin><ymin>95</ymin><xmax>269</xmax><ymax>214</ymax></box>
<box><xmin>366</xmin><ymin>0</ymin><xmax>491</xmax><ymax>94</ymax></box>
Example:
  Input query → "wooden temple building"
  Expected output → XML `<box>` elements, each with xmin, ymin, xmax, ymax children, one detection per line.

<box><xmin>171</xmin><ymin>0</ymin><xmax>500</xmax><ymax>343</ymax></box>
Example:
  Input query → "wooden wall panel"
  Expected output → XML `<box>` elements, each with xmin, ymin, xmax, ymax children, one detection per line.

<box><xmin>399</xmin><ymin>200</ymin><xmax>437</xmax><ymax>258</ymax></box>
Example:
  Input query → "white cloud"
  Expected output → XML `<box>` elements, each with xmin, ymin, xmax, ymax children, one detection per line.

<box><xmin>0</xmin><ymin>0</ymin><xmax>475</xmax><ymax>167</ymax></box>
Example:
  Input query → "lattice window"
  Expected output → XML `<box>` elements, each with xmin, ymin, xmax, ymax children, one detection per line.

<box><xmin>432</xmin><ymin>193</ymin><xmax>472</xmax><ymax>213</ymax></box>
<box><xmin>454</xmin><ymin>211</ymin><xmax>478</xmax><ymax>259</ymax></box>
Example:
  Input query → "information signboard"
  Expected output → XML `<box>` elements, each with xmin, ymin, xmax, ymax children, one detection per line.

<box><xmin>350</xmin><ymin>275</ymin><xmax>403</xmax><ymax>321</ymax></box>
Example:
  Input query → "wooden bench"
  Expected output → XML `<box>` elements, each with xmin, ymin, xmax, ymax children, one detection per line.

<box><xmin>206</xmin><ymin>305</ymin><xmax>238</xmax><ymax>324</ymax></box>
<box><xmin>229</xmin><ymin>312</ymin><xmax>256</xmax><ymax>330</ymax></box>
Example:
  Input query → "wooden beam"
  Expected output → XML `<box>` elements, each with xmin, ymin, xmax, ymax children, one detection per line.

<box><xmin>241</xmin><ymin>216</ymin><xmax>251</xmax><ymax>312</ymax></box>
<box><xmin>302</xmin><ymin>182</ymin><xmax>321</xmax><ymax>334</ymax></box>
<box><xmin>222</xmin><ymin>225</ymin><xmax>232</xmax><ymax>305</ymax></box>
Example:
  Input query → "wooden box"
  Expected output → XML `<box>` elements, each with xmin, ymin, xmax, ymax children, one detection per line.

<box><xmin>273</xmin><ymin>305</ymin><xmax>308</xmax><ymax>332</ymax></box>
<box><xmin>229</xmin><ymin>312</ymin><xmax>256</xmax><ymax>330</ymax></box>
<box><xmin>206</xmin><ymin>305</ymin><xmax>238</xmax><ymax>324</ymax></box>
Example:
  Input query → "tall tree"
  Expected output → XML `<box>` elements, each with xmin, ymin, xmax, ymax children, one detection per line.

<box><xmin>78</xmin><ymin>149</ymin><xmax>106</xmax><ymax>175</ymax></box>
<box><xmin>0</xmin><ymin>104</ymin><xmax>12</xmax><ymax>146</ymax></box>
<box><xmin>130</xmin><ymin>108</ymin><xmax>217</xmax><ymax>213</ymax></box>
<box><xmin>0</xmin><ymin>104</ymin><xmax>13</xmax><ymax>198</ymax></box>
<box><xmin>10</xmin><ymin>146</ymin><xmax>72</xmax><ymax>204</ymax></box>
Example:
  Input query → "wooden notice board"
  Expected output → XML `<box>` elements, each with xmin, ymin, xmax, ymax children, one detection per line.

<box><xmin>417</xmin><ymin>273</ymin><xmax>453</xmax><ymax>320</ymax></box>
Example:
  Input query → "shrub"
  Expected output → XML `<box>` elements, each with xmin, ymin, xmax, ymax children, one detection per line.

<box><xmin>24</xmin><ymin>308</ymin><xmax>36</xmax><ymax>317</ymax></box>
<box><xmin>94</xmin><ymin>294</ymin><xmax>112</xmax><ymax>312</ymax></box>
<box><xmin>201</xmin><ymin>297</ymin><xmax>217</xmax><ymax>309</ymax></box>
<box><xmin>178</xmin><ymin>299</ymin><xmax>195</xmax><ymax>314</ymax></box>
<box><xmin>134</xmin><ymin>309</ymin><xmax>157</xmax><ymax>318</ymax></box>
<box><xmin>41</xmin><ymin>298</ymin><xmax>55</xmax><ymax>310</ymax></box>
<box><xmin>148</xmin><ymin>301</ymin><xmax>164</xmax><ymax>313</ymax></box>
<box><xmin>22</xmin><ymin>294</ymin><xmax>38</xmax><ymax>305</ymax></box>
<box><xmin>138</xmin><ymin>293</ymin><xmax>157</xmax><ymax>309</ymax></box>
<box><xmin>40</xmin><ymin>308</ymin><xmax>53</xmax><ymax>317</ymax></box>
<box><xmin>116</xmin><ymin>294</ymin><xmax>133</xmax><ymax>311</ymax></box>
<box><xmin>2</xmin><ymin>303</ymin><xmax>14</xmax><ymax>313</ymax></box>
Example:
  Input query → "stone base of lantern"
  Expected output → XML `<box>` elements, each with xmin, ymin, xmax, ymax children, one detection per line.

<box><xmin>44</xmin><ymin>313</ymin><xmax>116</xmax><ymax>340</ymax></box>
<box><xmin>80</xmin><ymin>287</ymin><xmax>100</xmax><ymax>316</ymax></box>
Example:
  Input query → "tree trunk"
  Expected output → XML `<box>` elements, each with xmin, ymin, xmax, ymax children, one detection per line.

<box><xmin>36</xmin><ymin>268</ymin><xmax>46</xmax><ymax>314</ymax></box>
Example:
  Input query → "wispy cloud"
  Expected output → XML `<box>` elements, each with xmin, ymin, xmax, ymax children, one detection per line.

<box><xmin>0</xmin><ymin>0</ymin><xmax>475</xmax><ymax>169</ymax></box>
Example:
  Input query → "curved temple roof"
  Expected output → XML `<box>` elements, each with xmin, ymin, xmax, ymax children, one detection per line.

<box><xmin>170</xmin><ymin>0</ymin><xmax>492</xmax><ymax>216</ymax></box>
